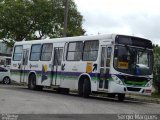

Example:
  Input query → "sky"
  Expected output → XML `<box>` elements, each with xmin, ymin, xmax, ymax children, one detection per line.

<box><xmin>74</xmin><ymin>0</ymin><xmax>160</xmax><ymax>45</ymax></box>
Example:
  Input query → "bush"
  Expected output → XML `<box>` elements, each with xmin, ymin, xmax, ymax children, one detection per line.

<box><xmin>153</xmin><ymin>75</ymin><xmax>160</xmax><ymax>93</ymax></box>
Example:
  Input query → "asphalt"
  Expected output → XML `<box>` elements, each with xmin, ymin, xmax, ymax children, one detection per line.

<box><xmin>0</xmin><ymin>85</ymin><xmax>160</xmax><ymax>120</ymax></box>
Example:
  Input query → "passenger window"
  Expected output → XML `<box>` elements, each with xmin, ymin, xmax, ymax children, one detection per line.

<box><xmin>67</xmin><ymin>41</ymin><xmax>83</xmax><ymax>61</ymax></box>
<box><xmin>13</xmin><ymin>45</ymin><xmax>23</xmax><ymax>61</ymax></box>
<box><xmin>83</xmin><ymin>40</ymin><xmax>99</xmax><ymax>61</ymax></box>
<box><xmin>30</xmin><ymin>44</ymin><xmax>41</xmax><ymax>61</ymax></box>
<box><xmin>41</xmin><ymin>43</ymin><xmax>53</xmax><ymax>61</ymax></box>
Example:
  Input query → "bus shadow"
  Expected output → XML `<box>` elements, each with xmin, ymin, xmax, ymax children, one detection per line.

<box><xmin>2</xmin><ymin>85</ymin><xmax>147</xmax><ymax>105</ymax></box>
<box><xmin>40</xmin><ymin>88</ymin><xmax>147</xmax><ymax>105</ymax></box>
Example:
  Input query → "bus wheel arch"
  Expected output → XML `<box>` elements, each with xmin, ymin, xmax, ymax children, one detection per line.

<box><xmin>28</xmin><ymin>72</ymin><xmax>43</xmax><ymax>91</ymax></box>
<box><xmin>78</xmin><ymin>74</ymin><xmax>91</xmax><ymax>97</ymax></box>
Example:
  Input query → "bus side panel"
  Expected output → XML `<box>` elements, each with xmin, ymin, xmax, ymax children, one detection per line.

<box><xmin>10</xmin><ymin>61</ymin><xmax>21</xmax><ymax>83</ymax></box>
<box><xmin>28</xmin><ymin>61</ymin><xmax>52</xmax><ymax>87</ymax></box>
<box><xmin>60</xmin><ymin>61</ymin><xmax>84</xmax><ymax>90</ymax></box>
<box><xmin>11</xmin><ymin>44</ymin><xmax>24</xmax><ymax>83</ymax></box>
<box><xmin>60</xmin><ymin>61</ymin><xmax>99</xmax><ymax>91</ymax></box>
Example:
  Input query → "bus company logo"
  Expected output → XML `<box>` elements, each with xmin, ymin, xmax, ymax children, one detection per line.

<box><xmin>13</xmin><ymin>64</ymin><xmax>17</xmax><ymax>67</ymax></box>
<box><xmin>29</xmin><ymin>64</ymin><xmax>38</xmax><ymax>68</ymax></box>
<box><xmin>41</xmin><ymin>64</ymin><xmax>48</xmax><ymax>83</ymax></box>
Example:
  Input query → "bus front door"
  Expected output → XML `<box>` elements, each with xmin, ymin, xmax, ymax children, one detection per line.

<box><xmin>20</xmin><ymin>49</ymin><xmax>29</xmax><ymax>83</ymax></box>
<box><xmin>52</xmin><ymin>48</ymin><xmax>63</xmax><ymax>86</ymax></box>
<box><xmin>99</xmin><ymin>46</ymin><xmax>112</xmax><ymax>90</ymax></box>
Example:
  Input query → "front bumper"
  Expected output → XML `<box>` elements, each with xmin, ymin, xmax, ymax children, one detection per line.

<box><xmin>108</xmin><ymin>81</ymin><xmax>152</xmax><ymax>95</ymax></box>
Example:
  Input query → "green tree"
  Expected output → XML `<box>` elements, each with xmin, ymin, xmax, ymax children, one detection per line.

<box><xmin>0</xmin><ymin>0</ymin><xmax>85</xmax><ymax>43</ymax></box>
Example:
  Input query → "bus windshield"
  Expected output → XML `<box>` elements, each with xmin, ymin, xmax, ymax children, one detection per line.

<box><xmin>113</xmin><ymin>45</ymin><xmax>153</xmax><ymax>75</ymax></box>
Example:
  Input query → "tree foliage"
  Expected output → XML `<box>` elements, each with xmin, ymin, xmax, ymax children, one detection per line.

<box><xmin>0</xmin><ymin>0</ymin><xmax>85</xmax><ymax>42</ymax></box>
<box><xmin>153</xmin><ymin>44</ymin><xmax>160</xmax><ymax>92</ymax></box>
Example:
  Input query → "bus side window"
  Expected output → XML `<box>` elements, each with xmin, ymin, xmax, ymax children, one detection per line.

<box><xmin>83</xmin><ymin>40</ymin><xmax>99</xmax><ymax>61</ymax></box>
<box><xmin>30</xmin><ymin>44</ymin><xmax>41</xmax><ymax>61</ymax></box>
<box><xmin>13</xmin><ymin>45</ymin><xmax>23</xmax><ymax>61</ymax></box>
<box><xmin>41</xmin><ymin>43</ymin><xmax>53</xmax><ymax>61</ymax></box>
<box><xmin>66</xmin><ymin>41</ymin><xmax>83</xmax><ymax>61</ymax></box>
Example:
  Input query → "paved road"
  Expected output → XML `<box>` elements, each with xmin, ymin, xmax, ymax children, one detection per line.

<box><xmin>0</xmin><ymin>85</ymin><xmax>160</xmax><ymax>114</ymax></box>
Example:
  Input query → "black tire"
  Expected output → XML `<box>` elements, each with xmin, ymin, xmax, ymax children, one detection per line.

<box><xmin>118</xmin><ymin>93</ymin><xmax>125</xmax><ymax>101</ymax></box>
<box><xmin>83</xmin><ymin>78</ymin><xmax>91</xmax><ymax>98</ymax></box>
<box><xmin>78</xmin><ymin>80</ymin><xmax>83</xmax><ymax>97</ymax></box>
<box><xmin>3</xmin><ymin>77</ymin><xmax>11</xmax><ymax>84</ymax></box>
<box><xmin>28</xmin><ymin>74</ymin><xmax>43</xmax><ymax>90</ymax></box>
<box><xmin>28</xmin><ymin>74</ymin><xmax>36</xmax><ymax>90</ymax></box>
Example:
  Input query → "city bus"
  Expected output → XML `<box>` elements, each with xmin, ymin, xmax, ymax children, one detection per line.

<box><xmin>10</xmin><ymin>34</ymin><xmax>153</xmax><ymax>101</ymax></box>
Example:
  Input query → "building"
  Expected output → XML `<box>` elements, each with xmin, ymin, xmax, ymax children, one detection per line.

<box><xmin>0</xmin><ymin>40</ymin><xmax>12</xmax><ymax>67</ymax></box>
<box><xmin>0</xmin><ymin>40</ymin><xmax>12</xmax><ymax>56</ymax></box>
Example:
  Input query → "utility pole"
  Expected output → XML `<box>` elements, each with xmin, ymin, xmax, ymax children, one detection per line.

<box><xmin>63</xmin><ymin>0</ymin><xmax>69</xmax><ymax>37</ymax></box>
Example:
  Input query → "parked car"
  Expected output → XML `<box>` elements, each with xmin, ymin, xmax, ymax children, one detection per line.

<box><xmin>0</xmin><ymin>67</ymin><xmax>11</xmax><ymax>84</ymax></box>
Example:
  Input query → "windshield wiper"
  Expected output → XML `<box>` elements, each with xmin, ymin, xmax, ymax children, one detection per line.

<box><xmin>138</xmin><ymin>48</ymin><xmax>146</xmax><ymax>57</ymax></box>
<box><xmin>124</xmin><ymin>45</ymin><xmax>136</xmax><ymax>57</ymax></box>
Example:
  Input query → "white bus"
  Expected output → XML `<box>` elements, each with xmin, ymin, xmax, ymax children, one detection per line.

<box><xmin>10</xmin><ymin>34</ymin><xmax>153</xmax><ymax>101</ymax></box>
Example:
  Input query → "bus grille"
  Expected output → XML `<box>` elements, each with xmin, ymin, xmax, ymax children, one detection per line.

<box><xmin>117</xmin><ymin>75</ymin><xmax>149</xmax><ymax>86</ymax></box>
<box><xmin>127</xmin><ymin>87</ymin><xmax>141</xmax><ymax>92</ymax></box>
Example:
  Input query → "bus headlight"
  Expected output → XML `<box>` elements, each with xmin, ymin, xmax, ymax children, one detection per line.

<box><xmin>145</xmin><ymin>80</ymin><xmax>152</xmax><ymax>87</ymax></box>
<box><xmin>111</xmin><ymin>75</ymin><xmax>123</xmax><ymax>85</ymax></box>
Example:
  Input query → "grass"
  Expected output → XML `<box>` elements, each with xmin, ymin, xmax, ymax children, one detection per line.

<box><xmin>151</xmin><ymin>92</ymin><xmax>160</xmax><ymax>98</ymax></box>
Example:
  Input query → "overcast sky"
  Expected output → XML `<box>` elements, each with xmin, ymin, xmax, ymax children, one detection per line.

<box><xmin>74</xmin><ymin>0</ymin><xmax>160</xmax><ymax>45</ymax></box>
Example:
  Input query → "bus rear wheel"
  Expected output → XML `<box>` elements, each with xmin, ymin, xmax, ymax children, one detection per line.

<box><xmin>78</xmin><ymin>77</ymin><xmax>91</xmax><ymax>98</ymax></box>
<box><xmin>78</xmin><ymin>80</ymin><xmax>83</xmax><ymax>97</ymax></box>
<box><xmin>83</xmin><ymin>78</ymin><xmax>91</xmax><ymax>98</ymax></box>
<box><xmin>118</xmin><ymin>93</ymin><xmax>125</xmax><ymax>101</ymax></box>
<box><xmin>28</xmin><ymin>74</ymin><xmax>36</xmax><ymax>90</ymax></box>
<box><xmin>28</xmin><ymin>74</ymin><xmax>43</xmax><ymax>91</ymax></box>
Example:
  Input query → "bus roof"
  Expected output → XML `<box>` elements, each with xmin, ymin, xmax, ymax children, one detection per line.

<box><xmin>14</xmin><ymin>34</ymin><xmax>152</xmax><ymax>45</ymax></box>
<box><xmin>14</xmin><ymin>34</ymin><xmax>117</xmax><ymax>45</ymax></box>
